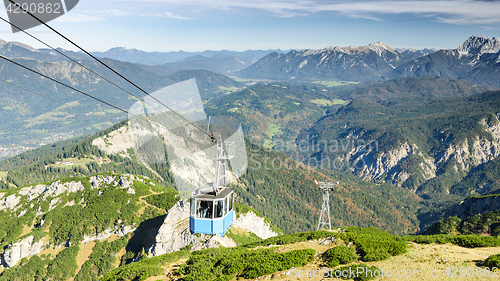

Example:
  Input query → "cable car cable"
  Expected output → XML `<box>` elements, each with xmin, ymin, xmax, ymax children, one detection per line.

<box><xmin>0</xmin><ymin>15</ymin><xmax>185</xmax><ymax>118</ymax></box>
<box><xmin>0</xmin><ymin>54</ymin><xmax>132</xmax><ymax>116</ymax></box>
<box><xmin>0</xmin><ymin>15</ymin><xmax>147</xmax><ymax>105</ymax></box>
<box><xmin>0</xmin><ymin>78</ymin><xmax>107</xmax><ymax>120</ymax></box>
<box><xmin>6</xmin><ymin>0</ymin><xmax>211</xmax><ymax>140</ymax></box>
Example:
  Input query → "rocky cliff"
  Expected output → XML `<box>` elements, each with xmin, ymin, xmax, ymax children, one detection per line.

<box><xmin>0</xmin><ymin>174</ymin><xmax>144</xmax><ymax>268</ymax></box>
<box><xmin>147</xmin><ymin>199</ymin><xmax>279</xmax><ymax>257</ymax></box>
<box><xmin>341</xmin><ymin>113</ymin><xmax>500</xmax><ymax>194</ymax></box>
<box><xmin>444</xmin><ymin>195</ymin><xmax>500</xmax><ymax>220</ymax></box>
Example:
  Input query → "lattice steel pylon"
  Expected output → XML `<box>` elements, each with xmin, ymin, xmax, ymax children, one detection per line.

<box><xmin>316</xmin><ymin>181</ymin><xmax>337</xmax><ymax>231</ymax></box>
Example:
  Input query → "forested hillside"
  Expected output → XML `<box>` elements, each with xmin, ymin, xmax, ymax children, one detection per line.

<box><xmin>0</xmin><ymin>54</ymin><xmax>242</xmax><ymax>151</ymax></box>
<box><xmin>0</xmin><ymin>119</ymin><xmax>422</xmax><ymax>235</ymax></box>
<box><xmin>296</xmin><ymin>90</ymin><xmax>500</xmax><ymax>198</ymax></box>
<box><xmin>204</xmin><ymin>82</ymin><xmax>340</xmax><ymax>149</ymax></box>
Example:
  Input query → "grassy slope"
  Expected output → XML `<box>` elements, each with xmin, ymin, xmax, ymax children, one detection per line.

<box><xmin>0</xmin><ymin>117</ymin><xmax>423</xmax><ymax>236</ymax></box>
<box><xmin>102</xmin><ymin>228</ymin><xmax>500</xmax><ymax>281</ymax></box>
<box><xmin>0</xmin><ymin>173</ymin><xmax>177</xmax><ymax>279</ymax></box>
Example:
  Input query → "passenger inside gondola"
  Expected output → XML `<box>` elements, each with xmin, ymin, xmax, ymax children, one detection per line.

<box><xmin>197</xmin><ymin>200</ymin><xmax>213</xmax><ymax>219</ymax></box>
<box><xmin>215</xmin><ymin>200</ymin><xmax>224</xmax><ymax>218</ymax></box>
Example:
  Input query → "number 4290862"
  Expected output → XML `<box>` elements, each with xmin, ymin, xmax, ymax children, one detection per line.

<box><xmin>6</xmin><ymin>2</ymin><xmax>61</xmax><ymax>14</ymax></box>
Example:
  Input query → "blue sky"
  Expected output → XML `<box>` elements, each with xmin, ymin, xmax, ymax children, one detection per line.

<box><xmin>0</xmin><ymin>0</ymin><xmax>499</xmax><ymax>52</ymax></box>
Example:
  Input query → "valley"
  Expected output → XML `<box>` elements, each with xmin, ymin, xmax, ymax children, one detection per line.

<box><xmin>0</xmin><ymin>34</ymin><xmax>500</xmax><ymax>280</ymax></box>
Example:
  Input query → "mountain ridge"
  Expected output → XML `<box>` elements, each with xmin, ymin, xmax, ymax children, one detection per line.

<box><xmin>238</xmin><ymin>35</ymin><xmax>500</xmax><ymax>88</ymax></box>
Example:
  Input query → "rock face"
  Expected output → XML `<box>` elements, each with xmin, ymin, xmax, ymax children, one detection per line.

<box><xmin>0</xmin><ymin>236</ymin><xmax>45</xmax><ymax>268</ymax></box>
<box><xmin>444</xmin><ymin>196</ymin><xmax>500</xmax><ymax>220</ymax></box>
<box><xmin>233</xmin><ymin>211</ymin><xmax>279</xmax><ymax>239</ymax></box>
<box><xmin>83</xmin><ymin>225</ymin><xmax>137</xmax><ymax>243</ymax></box>
<box><xmin>343</xmin><ymin>113</ymin><xmax>500</xmax><ymax>193</ymax></box>
<box><xmin>0</xmin><ymin>174</ymin><xmax>139</xmax><ymax>268</ymax></box>
<box><xmin>354</xmin><ymin>142</ymin><xmax>416</xmax><ymax>185</ymax></box>
<box><xmin>147</xmin><ymin>200</ymin><xmax>279</xmax><ymax>257</ymax></box>
<box><xmin>147</xmin><ymin>200</ymin><xmax>237</xmax><ymax>257</ymax></box>
<box><xmin>0</xmin><ymin>194</ymin><xmax>21</xmax><ymax>212</ymax></box>
<box><xmin>458</xmin><ymin>36</ymin><xmax>500</xmax><ymax>56</ymax></box>
<box><xmin>239</xmin><ymin>41</ymin><xmax>408</xmax><ymax>82</ymax></box>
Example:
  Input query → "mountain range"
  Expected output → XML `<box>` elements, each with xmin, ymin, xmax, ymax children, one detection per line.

<box><xmin>239</xmin><ymin>36</ymin><xmax>500</xmax><ymax>88</ymax></box>
<box><xmin>239</xmin><ymin>41</ymin><xmax>408</xmax><ymax>82</ymax></box>
<box><xmin>3</xmin><ymin>36</ymin><xmax>499</xmax><ymax>88</ymax></box>
<box><xmin>393</xmin><ymin>36</ymin><xmax>500</xmax><ymax>88</ymax></box>
<box><xmin>0</xmin><ymin>39</ymin><xmax>287</xmax><ymax>74</ymax></box>
<box><xmin>91</xmin><ymin>48</ymin><xmax>288</xmax><ymax>66</ymax></box>
<box><xmin>2</xmin><ymin>35</ymin><xmax>500</xmax><ymax>280</ymax></box>
<box><xmin>0</xmin><ymin>56</ymin><xmax>242</xmax><ymax>155</ymax></box>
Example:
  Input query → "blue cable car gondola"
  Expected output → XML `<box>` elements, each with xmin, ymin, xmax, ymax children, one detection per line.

<box><xmin>190</xmin><ymin>133</ymin><xmax>234</xmax><ymax>236</ymax></box>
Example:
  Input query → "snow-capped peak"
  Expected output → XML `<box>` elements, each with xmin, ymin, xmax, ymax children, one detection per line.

<box><xmin>299</xmin><ymin>49</ymin><xmax>319</xmax><ymax>56</ymax></box>
<box><xmin>368</xmin><ymin>41</ymin><xmax>397</xmax><ymax>56</ymax></box>
<box><xmin>458</xmin><ymin>35</ymin><xmax>500</xmax><ymax>55</ymax></box>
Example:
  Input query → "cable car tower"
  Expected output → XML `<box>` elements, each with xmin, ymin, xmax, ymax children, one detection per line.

<box><xmin>316</xmin><ymin>181</ymin><xmax>337</xmax><ymax>231</ymax></box>
<box><xmin>190</xmin><ymin>132</ymin><xmax>235</xmax><ymax>236</ymax></box>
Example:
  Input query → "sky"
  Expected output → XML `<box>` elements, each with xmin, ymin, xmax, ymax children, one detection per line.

<box><xmin>0</xmin><ymin>0</ymin><xmax>499</xmax><ymax>52</ymax></box>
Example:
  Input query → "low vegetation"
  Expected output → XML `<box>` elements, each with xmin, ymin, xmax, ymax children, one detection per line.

<box><xmin>177</xmin><ymin>246</ymin><xmax>315</xmax><ymax>281</ymax></box>
<box><xmin>322</xmin><ymin>245</ymin><xmax>358</xmax><ymax>267</ymax></box>
<box><xmin>485</xmin><ymin>254</ymin><xmax>500</xmax><ymax>269</ymax></box>
<box><xmin>144</xmin><ymin>188</ymin><xmax>179</xmax><ymax>210</ymax></box>
<box><xmin>75</xmin><ymin>237</ymin><xmax>129</xmax><ymax>281</ymax></box>
<box><xmin>424</xmin><ymin>211</ymin><xmax>500</xmax><ymax>236</ymax></box>
<box><xmin>405</xmin><ymin>234</ymin><xmax>500</xmax><ymax>248</ymax></box>
<box><xmin>101</xmin><ymin>248</ymin><xmax>191</xmax><ymax>281</ymax></box>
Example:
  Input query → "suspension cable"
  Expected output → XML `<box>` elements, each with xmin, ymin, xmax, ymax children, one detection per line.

<box><xmin>0</xmin><ymin>77</ymin><xmax>107</xmax><ymax>120</ymax></box>
<box><xmin>6</xmin><ymin>0</ymin><xmax>212</xmax><ymax>139</ymax></box>
<box><xmin>0</xmin><ymin>55</ymin><xmax>132</xmax><ymax>116</ymax></box>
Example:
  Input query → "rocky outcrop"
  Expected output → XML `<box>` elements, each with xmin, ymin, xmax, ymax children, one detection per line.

<box><xmin>147</xmin><ymin>200</ymin><xmax>236</xmax><ymax>257</ymax></box>
<box><xmin>233</xmin><ymin>211</ymin><xmax>279</xmax><ymax>239</ymax></box>
<box><xmin>0</xmin><ymin>236</ymin><xmax>45</xmax><ymax>268</ymax></box>
<box><xmin>0</xmin><ymin>194</ymin><xmax>21</xmax><ymax>212</ymax></box>
<box><xmin>344</xmin><ymin>113</ymin><xmax>500</xmax><ymax>190</ymax></box>
<box><xmin>83</xmin><ymin>225</ymin><xmax>137</xmax><ymax>243</ymax></box>
<box><xmin>147</xmin><ymin>200</ymin><xmax>279</xmax><ymax>257</ymax></box>
<box><xmin>355</xmin><ymin>142</ymin><xmax>415</xmax><ymax>184</ymax></box>
<box><xmin>19</xmin><ymin>180</ymin><xmax>85</xmax><ymax>202</ymax></box>
<box><xmin>89</xmin><ymin>174</ymin><xmax>135</xmax><ymax>194</ymax></box>
<box><xmin>444</xmin><ymin>195</ymin><xmax>500</xmax><ymax>220</ymax></box>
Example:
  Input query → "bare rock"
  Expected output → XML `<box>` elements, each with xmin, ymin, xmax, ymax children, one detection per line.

<box><xmin>83</xmin><ymin>225</ymin><xmax>137</xmax><ymax>243</ymax></box>
<box><xmin>445</xmin><ymin>196</ymin><xmax>500</xmax><ymax>220</ymax></box>
<box><xmin>0</xmin><ymin>194</ymin><xmax>21</xmax><ymax>212</ymax></box>
<box><xmin>1</xmin><ymin>236</ymin><xmax>45</xmax><ymax>268</ymax></box>
<box><xmin>19</xmin><ymin>184</ymin><xmax>47</xmax><ymax>201</ymax></box>
<box><xmin>233</xmin><ymin>211</ymin><xmax>279</xmax><ymax>239</ymax></box>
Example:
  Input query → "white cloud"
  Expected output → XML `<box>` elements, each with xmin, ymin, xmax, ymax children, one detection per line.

<box><xmin>52</xmin><ymin>7</ymin><xmax>191</xmax><ymax>23</ymax></box>
<box><xmin>109</xmin><ymin>0</ymin><xmax>500</xmax><ymax>25</ymax></box>
<box><xmin>140</xmin><ymin>11</ymin><xmax>192</xmax><ymax>19</ymax></box>
<box><xmin>53</xmin><ymin>13</ymin><xmax>105</xmax><ymax>23</ymax></box>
